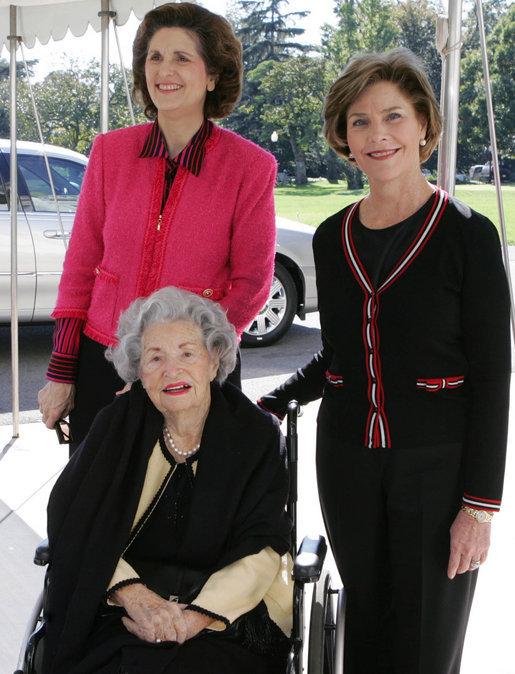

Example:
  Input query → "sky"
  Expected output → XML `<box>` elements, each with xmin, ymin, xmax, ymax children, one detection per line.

<box><xmin>1</xmin><ymin>0</ymin><xmax>338</xmax><ymax>80</ymax></box>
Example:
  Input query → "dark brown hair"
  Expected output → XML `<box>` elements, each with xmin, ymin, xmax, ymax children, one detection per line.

<box><xmin>323</xmin><ymin>48</ymin><xmax>442</xmax><ymax>164</ymax></box>
<box><xmin>132</xmin><ymin>2</ymin><xmax>242</xmax><ymax>120</ymax></box>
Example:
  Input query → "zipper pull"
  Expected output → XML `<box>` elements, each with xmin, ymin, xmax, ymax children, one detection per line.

<box><xmin>157</xmin><ymin>214</ymin><xmax>162</xmax><ymax>231</ymax></box>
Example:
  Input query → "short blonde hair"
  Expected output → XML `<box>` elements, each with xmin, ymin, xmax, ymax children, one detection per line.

<box><xmin>323</xmin><ymin>48</ymin><xmax>441</xmax><ymax>164</ymax></box>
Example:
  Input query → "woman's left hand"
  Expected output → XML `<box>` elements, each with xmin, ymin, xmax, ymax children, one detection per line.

<box><xmin>447</xmin><ymin>509</ymin><xmax>491</xmax><ymax>579</ymax></box>
<box><xmin>113</xmin><ymin>583</ymin><xmax>212</xmax><ymax>643</ymax></box>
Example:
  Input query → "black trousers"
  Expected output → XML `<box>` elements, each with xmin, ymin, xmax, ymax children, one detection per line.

<box><xmin>69</xmin><ymin>334</ymin><xmax>242</xmax><ymax>455</ymax></box>
<box><xmin>316</xmin><ymin>426</ymin><xmax>477</xmax><ymax>674</ymax></box>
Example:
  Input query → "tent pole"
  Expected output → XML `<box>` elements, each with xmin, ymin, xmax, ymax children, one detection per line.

<box><xmin>99</xmin><ymin>0</ymin><xmax>111</xmax><ymax>133</ymax></box>
<box><xmin>437</xmin><ymin>0</ymin><xmax>463</xmax><ymax>195</ymax></box>
<box><xmin>9</xmin><ymin>5</ymin><xmax>20</xmax><ymax>438</ymax></box>
<box><xmin>475</xmin><ymin>0</ymin><xmax>515</xmax><ymax>340</ymax></box>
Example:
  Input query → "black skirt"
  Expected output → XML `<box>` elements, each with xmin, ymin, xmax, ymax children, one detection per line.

<box><xmin>74</xmin><ymin>605</ymin><xmax>288</xmax><ymax>674</ymax></box>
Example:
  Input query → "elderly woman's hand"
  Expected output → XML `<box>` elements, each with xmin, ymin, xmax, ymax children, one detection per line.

<box><xmin>447</xmin><ymin>509</ymin><xmax>491</xmax><ymax>579</ymax></box>
<box><xmin>113</xmin><ymin>583</ymin><xmax>212</xmax><ymax>644</ymax></box>
<box><xmin>38</xmin><ymin>381</ymin><xmax>75</xmax><ymax>430</ymax></box>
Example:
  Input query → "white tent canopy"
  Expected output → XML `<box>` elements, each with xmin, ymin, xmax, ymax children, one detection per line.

<box><xmin>0</xmin><ymin>0</ymin><xmax>153</xmax><ymax>50</ymax></box>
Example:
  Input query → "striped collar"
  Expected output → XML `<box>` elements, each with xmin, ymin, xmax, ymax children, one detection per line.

<box><xmin>343</xmin><ymin>188</ymin><xmax>448</xmax><ymax>296</ymax></box>
<box><xmin>139</xmin><ymin>118</ymin><xmax>213</xmax><ymax>176</ymax></box>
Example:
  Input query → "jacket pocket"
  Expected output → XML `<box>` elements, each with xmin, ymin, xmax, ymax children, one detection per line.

<box><xmin>90</xmin><ymin>264</ymin><xmax>120</xmax><ymax>327</ymax></box>
<box><xmin>416</xmin><ymin>376</ymin><xmax>465</xmax><ymax>392</ymax></box>
<box><xmin>325</xmin><ymin>370</ymin><xmax>344</xmax><ymax>387</ymax></box>
<box><xmin>93</xmin><ymin>265</ymin><xmax>119</xmax><ymax>286</ymax></box>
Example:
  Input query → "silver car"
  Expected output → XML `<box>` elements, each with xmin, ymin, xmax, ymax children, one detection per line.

<box><xmin>0</xmin><ymin>139</ymin><xmax>317</xmax><ymax>346</ymax></box>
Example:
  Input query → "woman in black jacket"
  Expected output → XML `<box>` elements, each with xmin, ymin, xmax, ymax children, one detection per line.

<box><xmin>43</xmin><ymin>287</ymin><xmax>292</xmax><ymax>674</ymax></box>
<box><xmin>259</xmin><ymin>48</ymin><xmax>511</xmax><ymax>673</ymax></box>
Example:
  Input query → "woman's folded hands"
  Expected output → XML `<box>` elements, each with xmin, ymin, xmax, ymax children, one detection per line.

<box><xmin>112</xmin><ymin>582</ymin><xmax>212</xmax><ymax>644</ymax></box>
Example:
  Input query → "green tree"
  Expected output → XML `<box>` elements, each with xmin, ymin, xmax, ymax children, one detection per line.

<box><xmin>322</xmin><ymin>0</ymin><xmax>398</xmax><ymax>76</ymax></box>
<box><xmin>459</xmin><ymin>3</ymin><xmax>514</xmax><ymax>168</ymax></box>
<box><xmin>462</xmin><ymin>0</ymin><xmax>508</xmax><ymax>54</ymax></box>
<box><xmin>2</xmin><ymin>58</ymin><xmax>145</xmax><ymax>152</ymax></box>
<box><xmin>260</xmin><ymin>56</ymin><xmax>326</xmax><ymax>184</ymax></box>
<box><xmin>225</xmin><ymin>0</ymin><xmax>310</xmax><ymax>149</ymax></box>
<box><xmin>0</xmin><ymin>57</ymin><xmax>38</xmax><ymax>137</ymax></box>
<box><xmin>16</xmin><ymin>62</ymin><xmax>99</xmax><ymax>152</ymax></box>
<box><xmin>236</xmin><ymin>0</ymin><xmax>309</xmax><ymax>69</ymax></box>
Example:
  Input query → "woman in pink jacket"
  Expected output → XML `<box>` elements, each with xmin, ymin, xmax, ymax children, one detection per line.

<box><xmin>38</xmin><ymin>2</ymin><xmax>277</xmax><ymax>452</ymax></box>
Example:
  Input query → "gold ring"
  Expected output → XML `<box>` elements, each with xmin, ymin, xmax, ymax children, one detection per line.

<box><xmin>470</xmin><ymin>560</ymin><xmax>480</xmax><ymax>569</ymax></box>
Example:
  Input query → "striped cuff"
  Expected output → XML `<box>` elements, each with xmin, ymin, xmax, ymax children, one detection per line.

<box><xmin>46</xmin><ymin>352</ymin><xmax>79</xmax><ymax>384</ymax></box>
<box><xmin>462</xmin><ymin>493</ymin><xmax>501</xmax><ymax>513</ymax></box>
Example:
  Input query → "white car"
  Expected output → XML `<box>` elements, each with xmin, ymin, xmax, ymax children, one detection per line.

<box><xmin>0</xmin><ymin>139</ymin><xmax>317</xmax><ymax>346</ymax></box>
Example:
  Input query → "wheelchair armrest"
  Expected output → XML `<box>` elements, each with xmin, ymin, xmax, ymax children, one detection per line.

<box><xmin>292</xmin><ymin>534</ymin><xmax>327</xmax><ymax>583</ymax></box>
<box><xmin>34</xmin><ymin>538</ymin><xmax>51</xmax><ymax>566</ymax></box>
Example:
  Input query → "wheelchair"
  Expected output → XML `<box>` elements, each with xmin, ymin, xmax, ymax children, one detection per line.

<box><xmin>14</xmin><ymin>401</ymin><xmax>346</xmax><ymax>674</ymax></box>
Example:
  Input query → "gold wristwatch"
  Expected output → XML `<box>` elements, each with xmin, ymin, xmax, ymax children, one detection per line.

<box><xmin>461</xmin><ymin>505</ymin><xmax>493</xmax><ymax>523</ymax></box>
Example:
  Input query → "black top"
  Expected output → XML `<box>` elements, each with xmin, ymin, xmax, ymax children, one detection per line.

<box><xmin>125</xmin><ymin>440</ymin><xmax>197</xmax><ymax>565</ymax></box>
<box><xmin>352</xmin><ymin>195</ymin><xmax>433</xmax><ymax>288</ymax></box>
<box><xmin>259</xmin><ymin>190</ymin><xmax>511</xmax><ymax>511</ymax></box>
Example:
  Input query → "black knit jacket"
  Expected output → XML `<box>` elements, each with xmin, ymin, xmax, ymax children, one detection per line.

<box><xmin>259</xmin><ymin>190</ymin><xmax>511</xmax><ymax>511</ymax></box>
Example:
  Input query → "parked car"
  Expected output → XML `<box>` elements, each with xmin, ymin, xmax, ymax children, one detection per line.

<box><xmin>469</xmin><ymin>164</ymin><xmax>483</xmax><ymax>181</ymax></box>
<box><xmin>479</xmin><ymin>160</ymin><xmax>512</xmax><ymax>183</ymax></box>
<box><xmin>0</xmin><ymin>139</ymin><xmax>317</xmax><ymax>346</ymax></box>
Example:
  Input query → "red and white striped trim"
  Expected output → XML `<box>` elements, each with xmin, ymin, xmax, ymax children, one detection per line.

<box><xmin>462</xmin><ymin>493</ymin><xmax>501</xmax><ymax>513</ymax></box>
<box><xmin>342</xmin><ymin>188</ymin><xmax>448</xmax><ymax>448</ymax></box>
<box><xmin>416</xmin><ymin>376</ymin><xmax>465</xmax><ymax>392</ymax></box>
<box><xmin>325</xmin><ymin>370</ymin><xmax>344</xmax><ymax>387</ymax></box>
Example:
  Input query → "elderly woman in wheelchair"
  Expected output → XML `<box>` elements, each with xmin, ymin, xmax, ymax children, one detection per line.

<box><xmin>36</xmin><ymin>287</ymin><xmax>293</xmax><ymax>674</ymax></box>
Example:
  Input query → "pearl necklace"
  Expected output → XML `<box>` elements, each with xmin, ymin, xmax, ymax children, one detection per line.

<box><xmin>163</xmin><ymin>425</ymin><xmax>200</xmax><ymax>457</ymax></box>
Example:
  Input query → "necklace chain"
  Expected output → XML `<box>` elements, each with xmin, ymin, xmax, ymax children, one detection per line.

<box><xmin>163</xmin><ymin>425</ymin><xmax>200</xmax><ymax>457</ymax></box>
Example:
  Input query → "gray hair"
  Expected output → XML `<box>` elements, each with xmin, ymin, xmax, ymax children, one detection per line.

<box><xmin>106</xmin><ymin>286</ymin><xmax>238</xmax><ymax>384</ymax></box>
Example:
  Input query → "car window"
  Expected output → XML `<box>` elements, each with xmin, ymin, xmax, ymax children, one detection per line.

<box><xmin>18</xmin><ymin>155</ymin><xmax>86</xmax><ymax>213</ymax></box>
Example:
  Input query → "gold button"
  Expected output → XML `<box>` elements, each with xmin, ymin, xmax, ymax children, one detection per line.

<box><xmin>203</xmin><ymin>289</ymin><xmax>213</xmax><ymax>297</ymax></box>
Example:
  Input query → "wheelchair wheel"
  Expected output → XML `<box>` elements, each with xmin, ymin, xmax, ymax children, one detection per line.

<box><xmin>14</xmin><ymin>588</ymin><xmax>45</xmax><ymax>674</ymax></box>
<box><xmin>307</xmin><ymin>569</ymin><xmax>336</xmax><ymax>674</ymax></box>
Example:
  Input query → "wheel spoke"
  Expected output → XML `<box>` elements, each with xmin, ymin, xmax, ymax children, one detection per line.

<box><xmin>270</xmin><ymin>278</ymin><xmax>283</xmax><ymax>295</ymax></box>
<box><xmin>254</xmin><ymin>314</ymin><xmax>269</xmax><ymax>333</ymax></box>
<box><xmin>268</xmin><ymin>297</ymin><xmax>286</xmax><ymax>311</ymax></box>
<box><xmin>263</xmin><ymin>308</ymin><xmax>282</xmax><ymax>327</ymax></box>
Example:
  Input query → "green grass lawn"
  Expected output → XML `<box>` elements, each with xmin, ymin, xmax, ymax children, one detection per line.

<box><xmin>274</xmin><ymin>180</ymin><xmax>515</xmax><ymax>243</ymax></box>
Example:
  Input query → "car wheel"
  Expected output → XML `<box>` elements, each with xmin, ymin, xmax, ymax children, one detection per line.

<box><xmin>241</xmin><ymin>261</ymin><xmax>298</xmax><ymax>347</ymax></box>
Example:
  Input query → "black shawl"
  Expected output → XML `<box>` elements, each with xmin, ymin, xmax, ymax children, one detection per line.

<box><xmin>43</xmin><ymin>381</ymin><xmax>291</xmax><ymax>673</ymax></box>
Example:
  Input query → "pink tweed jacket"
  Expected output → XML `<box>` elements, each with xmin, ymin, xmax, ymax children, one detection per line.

<box><xmin>52</xmin><ymin>122</ymin><xmax>277</xmax><ymax>344</ymax></box>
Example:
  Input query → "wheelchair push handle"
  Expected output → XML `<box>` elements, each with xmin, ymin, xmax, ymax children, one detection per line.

<box><xmin>286</xmin><ymin>400</ymin><xmax>300</xmax><ymax>550</ymax></box>
<box><xmin>286</xmin><ymin>400</ymin><xmax>299</xmax><ymax>466</ymax></box>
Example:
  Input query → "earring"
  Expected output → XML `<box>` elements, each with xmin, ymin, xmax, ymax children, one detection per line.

<box><xmin>348</xmin><ymin>152</ymin><xmax>354</xmax><ymax>159</ymax></box>
<box><xmin>420</xmin><ymin>139</ymin><xmax>427</xmax><ymax>147</ymax></box>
